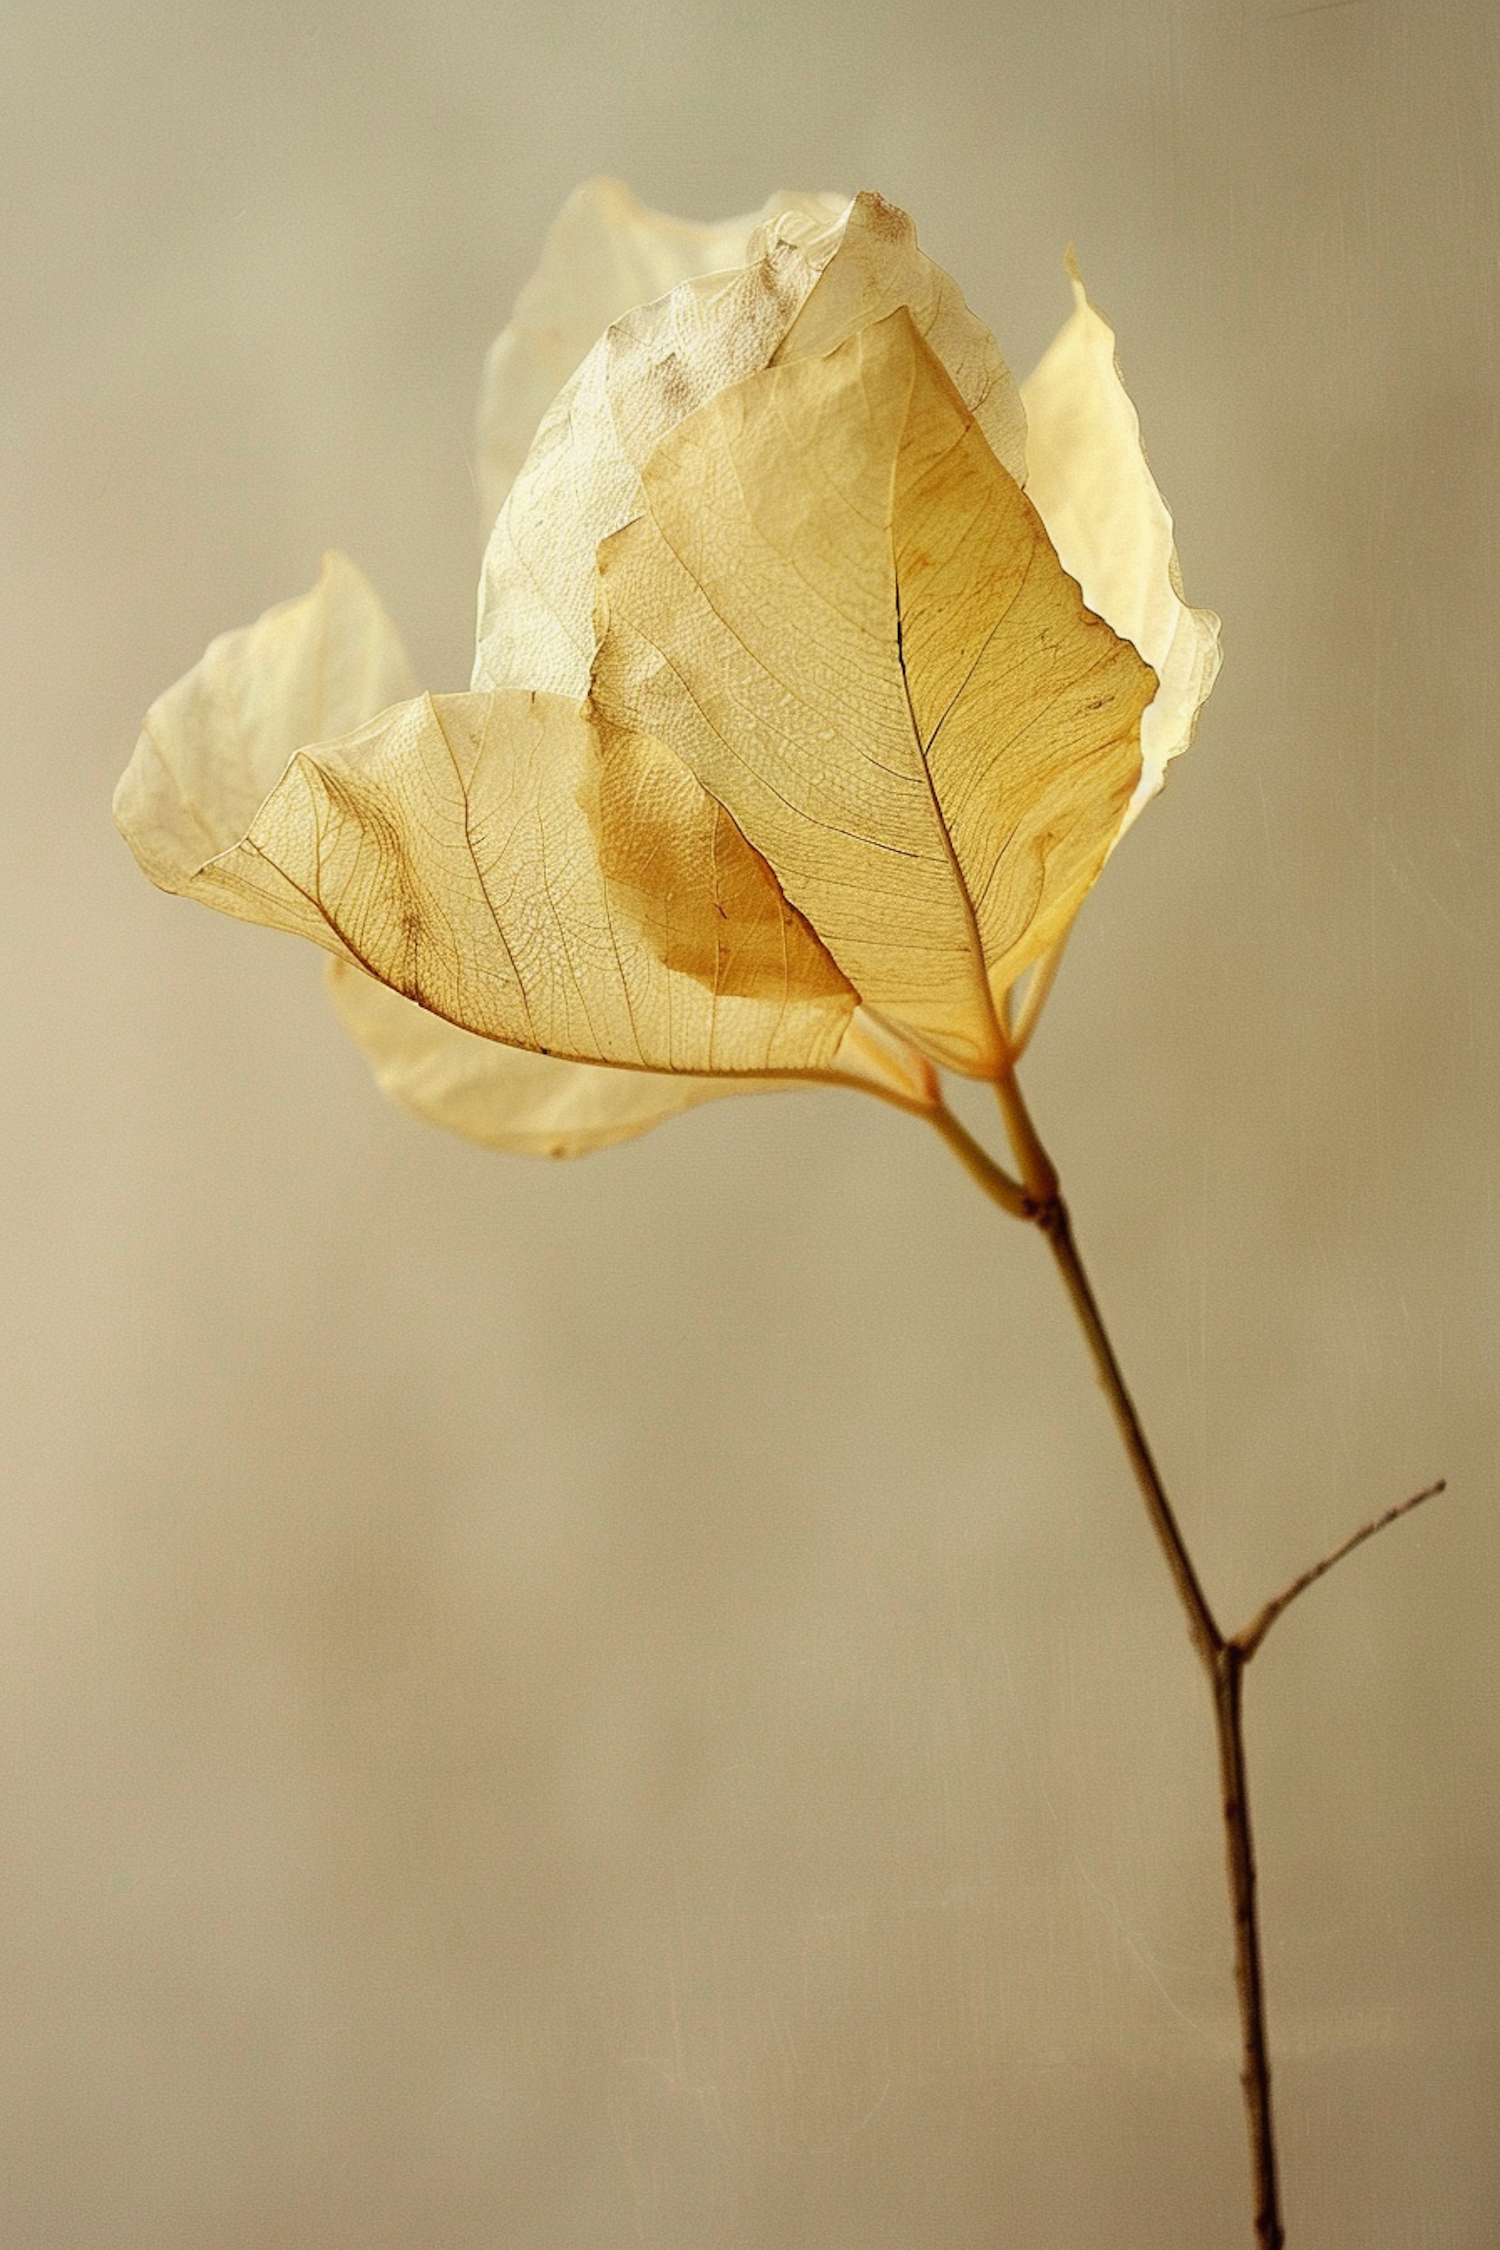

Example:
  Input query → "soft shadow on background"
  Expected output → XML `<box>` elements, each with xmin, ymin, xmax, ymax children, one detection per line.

<box><xmin>2</xmin><ymin>3</ymin><xmax>1496</xmax><ymax>2244</ymax></box>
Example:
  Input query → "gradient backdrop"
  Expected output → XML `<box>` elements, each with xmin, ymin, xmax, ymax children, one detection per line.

<box><xmin>3</xmin><ymin>3</ymin><xmax>1497</xmax><ymax>2244</ymax></box>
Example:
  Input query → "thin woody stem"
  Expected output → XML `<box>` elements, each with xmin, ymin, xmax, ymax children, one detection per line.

<box><xmin>1233</xmin><ymin>1480</ymin><xmax>1446</xmax><ymax>1661</ymax></box>
<box><xmin>994</xmin><ymin>1065</ymin><xmax>1059</xmax><ymax>1207</ymax></box>
<box><xmin>1212</xmin><ymin>1640</ymin><xmax>1279</xmax><ymax>2245</ymax></box>
<box><xmin>1034</xmin><ymin>1193</ymin><xmax>1285</xmax><ymax>2247</ymax></box>
<box><xmin>926</xmin><ymin>1076</ymin><xmax>1446</xmax><ymax>2247</ymax></box>
<box><xmin>937</xmin><ymin>1080</ymin><xmax>1285</xmax><ymax>2241</ymax></box>
<box><xmin>927</xmin><ymin>1069</ymin><xmax>1458</xmax><ymax>2248</ymax></box>
<box><xmin>924</xmin><ymin>1100</ymin><xmax>1034</xmax><ymax>1218</ymax></box>
<box><xmin>1034</xmin><ymin>1193</ymin><xmax>1222</xmax><ymax>1667</ymax></box>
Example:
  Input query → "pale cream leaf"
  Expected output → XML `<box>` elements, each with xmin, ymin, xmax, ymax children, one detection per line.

<box><xmin>114</xmin><ymin>552</ymin><xmax>417</xmax><ymax>903</ymax></box>
<box><xmin>774</xmin><ymin>191</ymin><xmax>1027</xmax><ymax>484</ymax></box>
<box><xmin>474</xmin><ymin>192</ymin><xmax>1024</xmax><ymax>707</ymax></box>
<box><xmin>327</xmin><ymin>961</ymin><xmax>754</xmax><ymax>1156</ymax></box>
<box><xmin>114</xmin><ymin>552</ymin><xmax>930</xmax><ymax>1145</ymax></box>
<box><xmin>1020</xmin><ymin>258</ymin><xmax>1221</xmax><ymax>830</ymax></box>
<box><xmin>475</xmin><ymin>177</ymin><xmax>847</xmax><ymax>528</ymax></box>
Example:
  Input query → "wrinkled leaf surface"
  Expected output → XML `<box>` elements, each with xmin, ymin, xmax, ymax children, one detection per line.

<box><xmin>593</xmin><ymin>310</ymin><xmax>1155</xmax><ymax>1076</ymax></box>
<box><xmin>476</xmin><ymin>193</ymin><xmax>1025</xmax><ymax>705</ymax></box>
<box><xmin>475</xmin><ymin>177</ymin><xmax>847</xmax><ymax>528</ymax></box>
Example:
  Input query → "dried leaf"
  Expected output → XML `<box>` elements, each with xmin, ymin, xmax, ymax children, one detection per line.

<box><xmin>118</xmin><ymin>192</ymin><xmax>1218</xmax><ymax>1151</ymax></box>
<box><xmin>467</xmin><ymin>183</ymin><xmax>887</xmax><ymax>1146</ymax></box>
<box><xmin>326</xmin><ymin>962</ymin><xmax>757</xmax><ymax>1156</ymax></box>
<box><xmin>166</xmin><ymin>686</ymin><xmax>857</xmax><ymax>1079</ymax></box>
<box><xmin>113</xmin><ymin>552</ymin><xmax>416</xmax><ymax>903</ymax></box>
<box><xmin>117</xmin><ymin>558</ymin><xmax>830</xmax><ymax>1149</ymax></box>
<box><xmin>476</xmin><ymin>192</ymin><xmax>1025</xmax><ymax>704</ymax></box>
<box><xmin>773</xmin><ymin>194</ymin><xmax>1027</xmax><ymax>481</ymax></box>
<box><xmin>592</xmin><ymin>309</ymin><xmax>1156</xmax><ymax>1077</ymax></box>
<box><xmin>329</xmin><ymin>960</ymin><xmax>935</xmax><ymax>1152</ymax></box>
<box><xmin>1021</xmin><ymin>257</ymin><xmax>1221</xmax><ymax>830</ymax></box>
<box><xmin>115</xmin><ymin>558</ymin><xmax>929</xmax><ymax>1156</ymax></box>
<box><xmin>475</xmin><ymin>177</ymin><xmax>847</xmax><ymax>527</ymax></box>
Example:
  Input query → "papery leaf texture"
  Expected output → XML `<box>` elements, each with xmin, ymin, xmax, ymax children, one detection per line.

<box><xmin>475</xmin><ymin>191</ymin><xmax>1026</xmax><ymax>703</ymax></box>
<box><xmin>116</xmin><ymin>186</ymin><xmax>1217</xmax><ymax>1152</ymax></box>
<box><xmin>592</xmin><ymin>309</ymin><xmax>1157</xmax><ymax>1077</ymax></box>
<box><xmin>326</xmin><ymin>959</ymin><xmax>761</xmax><ymax>1157</ymax></box>
<box><xmin>117</xmin><ymin>556</ymin><xmax>763</xmax><ymax>1150</ymax></box>
<box><xmin>456</xmin><ymin>180</ymin><xmax>882</xmax><ymax>1143</ymax></box>
<box><xmin>114</xmin><ymin>551</ymin><xmax>417</xmax><ymax>897</ymax></box>
<box><xmin>1021</xmin><ymin>257</ymin><xmax>1220</xmax><ymax>826</ymax></box>
<box><xmin>474</xmin><ymin>177</ymin><xmax>848</xmax><ymax>531</ymax></box>
<box><xmin>137</xmin><ymin>677</ymin><xmax>862</xmax><ymax>1076</ymax></box>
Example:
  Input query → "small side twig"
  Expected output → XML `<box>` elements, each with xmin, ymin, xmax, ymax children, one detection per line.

<box><xmin>931</xmin><ymin>1069</ymin><xmax>1450</xmax><ymax>2250</ymax></box>
<box><xmin>1233</xmin><ymin>1480</ymin><xmax>1446</xmax><ymax>1662</ymax></box>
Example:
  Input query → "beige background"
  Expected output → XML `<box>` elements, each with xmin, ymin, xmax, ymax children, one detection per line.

<box><xmin>3</xmin><ymin>2</ymin><xmax>1496</xmax><ymax>2243</ymax></box>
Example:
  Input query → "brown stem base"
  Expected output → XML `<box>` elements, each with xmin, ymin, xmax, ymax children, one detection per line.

<box><xmin>1212</xmin><ymin>1643</ymin><xmax>1283</xmax><ymax>2250</ymax></box>
<box><xmin>1037</xmin><ymin>1194</ymin><xmax>1286</xmax><ymax>2250</ymax></box>
<box><xmin>926</xmin><ymin>1086</ymin><xmax>1443</xmax><ymax>2249</ymax></box>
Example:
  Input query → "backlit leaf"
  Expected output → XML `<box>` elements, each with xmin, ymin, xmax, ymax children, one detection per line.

<box><xmin>184</xmin><ymin>688</ymin><xmax>858</xmax><ymax>1079</ymax></box>
<box><xmin>476</xmin><ymin>193</ymin><xmax>1025</xmax><ymax>704</ymax></box>
<box><xmin>1021</xmin><ymin>257</ymin><xmax>1221</xmax><ymax>830</ymax></box>
<box><xmin>327</xmin><ymin>962</ymin><xmax>759</xmax><ymax>1157</ymax></box>
<box><xmin>474</xmin><ymin>177</ymin><xmax>848</xmax><ymax>528</ymax></box>
<box><xmin>116</xmin><ymin>560</ymin><xmax>842</xmax><ymax>1148</ymax></box>
<box><xmin>117</xmin><ymin>195</ymin><xmax>1217</xmax><ymax>1150</ymax></box>
<box><xmin>113</xmin><ymin>552</ymin><xmax>416</xmax><ymax>902</ymax></box>
<box><xmin>592</xmin><ymin>309</ymin><xmax>1156</xmax><ymax>1077</ymax></box>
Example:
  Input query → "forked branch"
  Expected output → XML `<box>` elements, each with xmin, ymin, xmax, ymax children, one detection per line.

<box><xmin>1233</xmin><ymin>1480</ymin><xmax>1446</xmax><ymax>1662</ymax></box>
<box><xmin>926</xmin><ymin>1079</ymin><xmax>1446</xmax><ymax>2250</ymax></box>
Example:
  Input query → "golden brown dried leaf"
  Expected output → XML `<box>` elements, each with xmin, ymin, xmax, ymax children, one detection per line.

<box><xmin>592</xmin><ymin>309</ymin><xmax>1156</xmax><ymax>1077</ymax></box>
<box><xmin>115</xmin><ymin>556</ymin><xmax>786</xmax><ymax>1152</ymax></box>
<box><xmin>116</xmin><ymin>199</ymin><xmax>1216</xmax><ymax>1149</ymax></box>
<box><xmin>183</xmin><ymin>688</ymin><xmax>857</xmax><ymax>1079</ymax></box>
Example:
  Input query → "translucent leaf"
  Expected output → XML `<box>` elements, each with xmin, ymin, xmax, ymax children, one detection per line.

<box><xmin>773</xmin><ymin>194</ymin><xmax>1027</xmax><ymax>482</ymax></box>
<box><xmin>155</xmin><ymin>686</ymin><xmax>857</xmax><ymax>1079</ymax></box>
<box><xmin>327</xmin><ymin>962</ymin><xmax>759</xmax><ymax>1156</ymax></box>
<box><xmin>475</xmin><ymin>177</ymin><xmax>848</xmax><ymax>527</ymax></box>
<box><xmin>115</xmin><ymin>559</ymin><xmax>818</xmax><ymax>1147</ymax></box>
<box><xmin>1020</xmin><ymin>257</ymin><xmax>1221</xmax><ymax>831</ymax></box>
<box><xmin>117</xmin><ymin>207</ymin><xmax>1209</xmax><ymax>1147</ymax></box>
<box><xmin>113</xmin><ymin>552</ymin><xmax>416</xmax><ymax>900</ymax></box>
<box><xmin>592</xmin><ymin>309</ymin><xmax>1155</xmax><ymax>1078</ymax></box>
<box><xmin>475</xmin><ymin>192</ymin><xmax>1026</xmax><ymax>704</ymax></box>
<box><xmin>116</xmin><ymin>549</ymin><xmax>931</xmax><ymax>1153</ymax></box>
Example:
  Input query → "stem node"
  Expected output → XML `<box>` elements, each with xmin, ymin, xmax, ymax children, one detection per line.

<box><xmin>928</xmin><ymin>1063</ymin><xmax>1445</xmax><ymax>2249</ymax></box>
